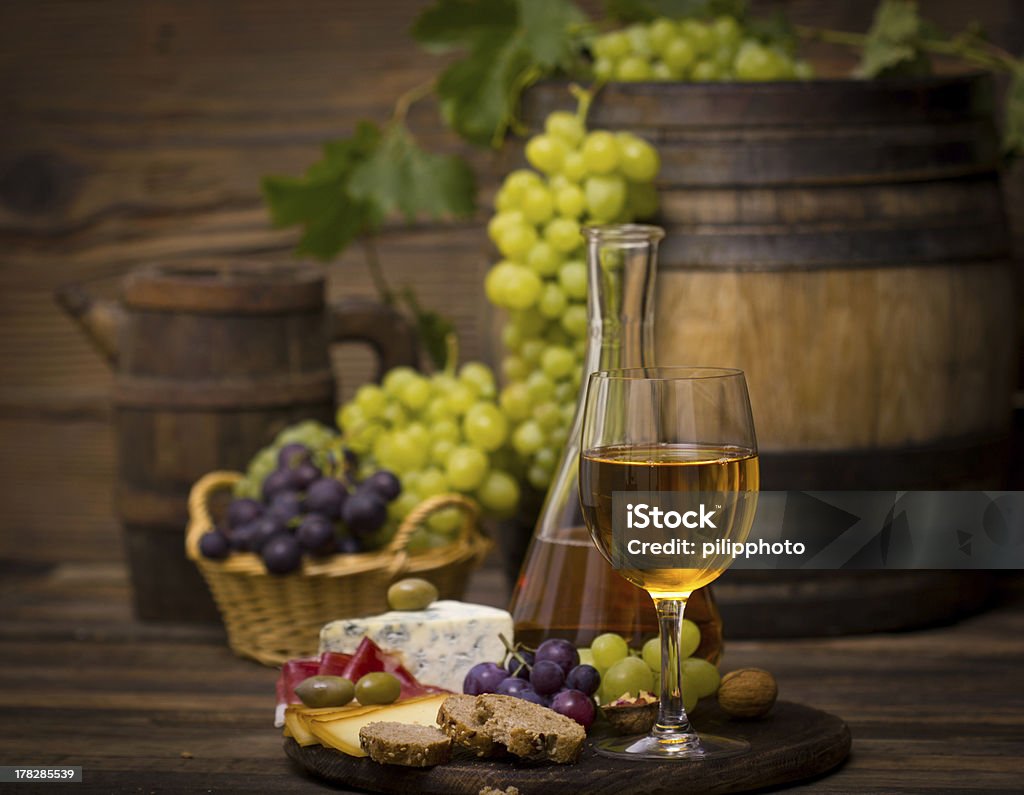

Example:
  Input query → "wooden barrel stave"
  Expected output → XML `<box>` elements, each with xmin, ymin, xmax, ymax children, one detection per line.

<box><xmin>121</xmin><ymin>310</ymin><xmax>331</xmax><ymax>378</ymax></box>
<box><xmin>656</xmin><ymin>264</ymin><xmax>1015</xmax><ymax>452</ymax></box>
<box><xmin>659</xmin><ymin>179</ymin><xmax>1006</xmax><ymax>226</ymax></box>
<box><xmin>649</xmin><ymin>122</ymin><xmax>1001</xmax><ymax>186</ymax></box>
<box><xmin>542</xmin><ymin>76</ymin><xmax>997</xmax><ymax>129</ymax></box>
<box><xmin>657</xmin><ymin>225</ymin><xmax>1009</xmax><ymax>269</ymax></box>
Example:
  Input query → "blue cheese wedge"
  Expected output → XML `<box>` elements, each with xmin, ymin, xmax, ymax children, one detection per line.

<box><xmin>319</xmin><ymin>600</ymin><xmax>513</xmax><ymax>693</ymax></box>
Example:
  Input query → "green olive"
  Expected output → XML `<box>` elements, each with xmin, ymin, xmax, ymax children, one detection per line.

<box><xmin>294</xmin><ymin>675</ymin><xmax>355</xmax><ymax>708</ymax></box>
<box><xmin>355</xmin><ymin>672</ymin><xmax>401</xmax><ymax>705</ymax></box>
<box><xmin>387</xmin><ymin>577</ymin><xmax>439</xmax><ymax>611</ymax></box>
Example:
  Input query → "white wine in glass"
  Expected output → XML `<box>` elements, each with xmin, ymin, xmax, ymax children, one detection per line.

<box><xmin>579</xmin><ymin>367</ymin><xmax>759</xmax><ymax>759</ymax></box>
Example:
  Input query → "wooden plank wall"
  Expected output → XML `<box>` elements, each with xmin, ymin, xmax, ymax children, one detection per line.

<box><xmin>1</xmin><ymin>0</ymin><xmax>1021</xmax><ymax>563</ymax></box>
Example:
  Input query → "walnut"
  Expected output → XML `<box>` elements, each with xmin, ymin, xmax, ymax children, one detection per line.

<box><xmin>717</xmin><ymin>668</ymin><xmax>777</xmax><ymax>719</ymax></box>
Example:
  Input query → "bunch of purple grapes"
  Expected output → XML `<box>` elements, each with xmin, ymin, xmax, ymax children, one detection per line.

<box><xmin>463</xmin><ymin>638</ymin><xmax>599</xmax><ymax>728</ymax></box>
<box><xmin>198</xmin><ymin>442</ymin><xmax>402</xmax><ymax>575</ymax></box>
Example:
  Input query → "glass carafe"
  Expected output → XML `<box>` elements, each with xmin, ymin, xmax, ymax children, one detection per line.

<box><xmin>508</xmin><ymin>225</ymin><xmax>723</xmax><ymax>661</ymax></box>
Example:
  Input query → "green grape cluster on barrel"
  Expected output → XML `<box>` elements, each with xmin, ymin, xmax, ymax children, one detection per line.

<box><xmin>487</xmin><ymin>98</ymin><xmax>661</xmax><ymax>492</ymax></box>
<box><xmin>590</xmin><ymin>15</ymin><xmax>813</xmax><ymax>83</ymax></box>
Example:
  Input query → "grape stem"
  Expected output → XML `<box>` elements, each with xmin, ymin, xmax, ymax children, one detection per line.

<box><xmin>391</xmin><ymin>79</ymin><xmax>436</xmax><ymax>127</ymax></box>
<box><xmin>443</xmin><ymin>333</ymin><xmax>459</xmax><ymax>376</ymax></box>
<box><xmin>570</xmin><ymin>83</ymin><xmax>595</xmax><ymax>125</ymax></box>
<box><xmin>503</xmin><ymin>63</ymin><xmax>545</xmax><ymax>143</ymax></box>
<box><xmin>355</xmin><ymin>80</ymin><xmax>460</xmax><ymax>366</ymax></box>
<box><xmin>360</xmin><ymin>236</ymin><xmax>395</xmax><ymax>307</ymax></box>
<box><xmin>498</xmin><ymin>632</ymin><xmax>536</xmax><ymax>674</ymax></box>
<box><xmin>795</xmin><ymin>24</ymin><xmax>1020</xmax><ymax>74</ymax></box>
<box><xmin>362</xmin><ymin>234</ymin><xmax>459</xmax><ymax>369</ymax></box>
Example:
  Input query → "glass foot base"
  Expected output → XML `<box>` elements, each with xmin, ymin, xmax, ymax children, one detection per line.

<box><xmin>594</xmin><ymin>731</ymin><xmax>749</xmax><ymax>761</ymax></box>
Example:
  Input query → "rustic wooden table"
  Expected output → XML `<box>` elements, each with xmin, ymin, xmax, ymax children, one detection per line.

<box><xmin>1</xmin><ymin>560</ymin><xmax>1022</xmax><ymax>793</ymax></box>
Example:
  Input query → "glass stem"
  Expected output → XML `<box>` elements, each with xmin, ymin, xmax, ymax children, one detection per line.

<box><xmin>652</xmin><ymin>596</ymin><xmax>704</xmax><ymax>752</ymax></box>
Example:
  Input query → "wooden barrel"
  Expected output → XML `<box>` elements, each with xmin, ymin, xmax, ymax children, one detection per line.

<box><xmin>524</xmin><ymin>74</ymin><xmax>1015</xmax><ymax>634</ymax></box>
<box><xmin>61</xmin><ymin>260</ymin><xmax>415</xmax><ymax>622</ymax></box>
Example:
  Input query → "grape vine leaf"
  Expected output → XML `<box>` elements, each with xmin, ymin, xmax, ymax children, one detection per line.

<box><xmin>290</xmin><ymin>197</ymin><xmax>374</xmax><ymax>262</ymax></box>
<box><xmin>857</xmin><ymin>0</ymin><xmax>933</xmax><ymax>78</ymax></box>
<box><xmin>318</xmin><ymin>125</ymin><xmax>382</xmax><ymax>177</ymax></box>
<box><xmin>435</xmin><ymin>33</ymin><xmax>533</xmax><ymax>147</ymax></box>
<box><xmin>604</xmin><ymin>0</ymin><xmax>746</xmax><ymax>23</ymax></box>
<box><xmin>1005</xmin><ymin>67</ymin><xmax>1024</xmax><ymax>158</ymax></box>
<box><xmin>410</xmin><ymin>0</ymin><xmax>518</xmax><ymax>53</ymax></box>
<box><xmin>518</xmin><ymin>0</ymin><xmax>586</xmax><ymax>69</ymax></box>
<box><xmin>263</xmin><ymin>120</ymin><xmax>476</xmax><ymax>259</ymax></box>
<box><xmin>262</xmin><ymin>122</ymin><xmax>382</xmax><ymax>260</ymax></box>
<box><xmin>412</xmin><ymin>0</ymin><xmax>586</xmax><ymax>147</ymax></box>
<box><xmin>746</xmin><ymin>10</ymin><xmax>798</xmax><ymax>55</ymax></box>
<box><xmin>349</xmin><ymin>124</ymin><xmax>476</xmax><ymax>222</ymax></box>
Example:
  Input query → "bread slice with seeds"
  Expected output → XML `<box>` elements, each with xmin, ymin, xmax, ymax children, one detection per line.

<box><xmin>358</xmin><ymin>721</ymin><xmax>452</xmax><ymax>767</ymax></box>
<box><xmin>437</xmin><ymin>694</ymin><xmax>502</xmax><ymax>757</ymax></box>
<box><xmin>475</xmin><ymin>694</ymin><xmax>585</xmax><ymax>764</ymax></box>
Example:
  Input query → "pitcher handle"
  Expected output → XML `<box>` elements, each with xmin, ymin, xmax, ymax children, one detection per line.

<box><xmin>328</xmin><ymin>298</ymin><xmax>418</xmax><ymax>380</ymax></box>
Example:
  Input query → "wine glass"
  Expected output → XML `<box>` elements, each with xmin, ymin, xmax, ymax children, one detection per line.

<box><xmin>579</xmin><ymin>367</ymin><xmax>759</xmax><ymax>760</ymax></box>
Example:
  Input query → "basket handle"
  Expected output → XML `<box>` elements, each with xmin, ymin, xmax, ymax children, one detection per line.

<box><xmin>185</xmin><ymin>470</ymin><xmax>242</xmax><ymax>559</ymax></box>
<box><xmin>385</xmin><ymin>493</ymin><xmax>483</xmax><ymax>575</ymax></box>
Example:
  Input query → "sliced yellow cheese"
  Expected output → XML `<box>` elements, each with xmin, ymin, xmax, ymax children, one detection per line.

<box><xmin>284</xmin><ymin>704</ymin><xmax>377</xmax><ymax>747</ymax></box>
<box><xmin>308</xmin><ymin>694</ymin><xmax>449</xmax><ymax>757</ymax></box>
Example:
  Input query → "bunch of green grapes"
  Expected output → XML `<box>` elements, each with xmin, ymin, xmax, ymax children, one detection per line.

<box><xmin>582</xmin><ymin>625</ymin><xmax>720</xmax><ymax>708</ymax></box>
<box><xmin>590</xmin><ymin>15</ymin><xmax>813</xmax><ymax>83</ymax></box>
<box><xmin>234</xmin><ymin>420</ymin><xmax>339</xmax><ymax>499</ymax></box>
<box><xmin>337</xmin><ymin>363</ymin><xmax>521</xmax><ymax>550</ymax></box>
<box><xmin>486</xmin><ymin>109</ymin><xmax>661</xmax><ymax>490</ymax></box>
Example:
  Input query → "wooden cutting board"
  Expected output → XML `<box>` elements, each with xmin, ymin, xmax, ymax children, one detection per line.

<box><xmin>284</xmin><ymin>700</ymin><xmax>851</xmax><ymax>794</ymax></box>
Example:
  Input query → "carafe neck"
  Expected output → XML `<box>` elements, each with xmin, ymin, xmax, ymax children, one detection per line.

<box><xmin>531</xmin><ymin>225</ymin><xmax>663</xmax><ymax>542</ymax></box>
<box><xmin>584</xmin><ymin>224</ymin><xmax>661</xmax><ymax>376</ymax></box>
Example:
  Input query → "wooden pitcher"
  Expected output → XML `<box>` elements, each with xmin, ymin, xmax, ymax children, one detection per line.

<box><xmin>57</xmin><ymin>259</ymin><xmax>416</xmax><ymax>622</ymax></box>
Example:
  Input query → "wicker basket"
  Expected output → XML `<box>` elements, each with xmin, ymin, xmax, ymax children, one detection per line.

<box><xmin>185</xmin><ymin>471</ymin><xmax>490</xmax><ymax>666</ymax></box>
